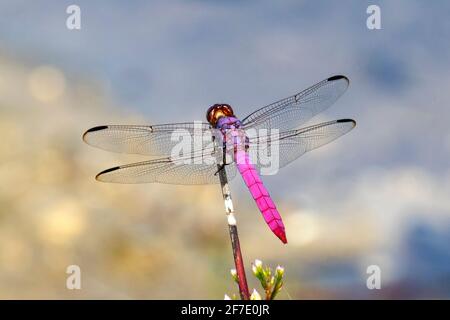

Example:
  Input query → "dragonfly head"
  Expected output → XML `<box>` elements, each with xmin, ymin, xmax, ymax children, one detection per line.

<box><xmin>206</xmin><ymin>104</ymin><xmax>235</xmax><ymax>127</ymax></box>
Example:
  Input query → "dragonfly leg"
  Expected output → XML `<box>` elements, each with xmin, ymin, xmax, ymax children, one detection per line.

<box><xmin>214</xmin><ymin>160</ymin><xmax>232</xmax><ymax>176</ymax></box>
<box><xmin>214</xmin><ymin>140</ymin><xmax>230</xmax><ymax>176</ymax></box>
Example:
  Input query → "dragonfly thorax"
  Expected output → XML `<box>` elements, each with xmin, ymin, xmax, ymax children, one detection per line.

<box><xmin>206</xmin><ymin>104</ymin><xmax>235</xmax><ymax>127</ymax></box>
<box><xmin>216</xmin><ymin>116</ymin><xmax>242</xmax><ymax>131</ymax></box>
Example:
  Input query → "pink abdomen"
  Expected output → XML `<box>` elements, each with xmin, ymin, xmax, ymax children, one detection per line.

<box><xmin>234</xmin><ymin>149</ymin><xmax>287</xmax><ymax>244</ymax></box>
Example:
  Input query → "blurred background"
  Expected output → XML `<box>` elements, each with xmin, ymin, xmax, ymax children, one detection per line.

<box><xmin>0</xmin><ymin>0</ymin><xmax>449</xmax><ymax>299</ymax></box>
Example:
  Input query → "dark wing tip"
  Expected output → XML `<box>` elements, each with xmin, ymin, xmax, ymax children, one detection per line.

<box><xmin>82</xmin><ymin>125</ymin><xmax>109</xmax><ymax>141</ymax></box>
<box><xmin>336</xmin><ymin>118</ymin><xmax>356</xmax><ymax>126</ymax></box>
<box><xmin>95</xmin><ymin>166</ymin><xmax>120</xmax><ymax>181</ymax></box>
<box><xmin>328</xmin><ymin>75</ymin><xmax>349</xmax><ymax>83</ymax></box>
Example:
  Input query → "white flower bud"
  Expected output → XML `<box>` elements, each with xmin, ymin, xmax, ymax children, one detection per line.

<box><xmin>250</xmin><ymin>289</ymin><xmax>262</xmax><ymax>300</ymax></box>
<box><xmin>276</xmin><ymin>265</ymin><xmax>285</xmax><ymax>276</ymax></box>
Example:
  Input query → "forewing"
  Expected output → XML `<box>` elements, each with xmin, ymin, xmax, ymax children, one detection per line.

<box><xmin>83</xmin><ymin>122</ymin><xmax>214</xmax><ymax>157</ymax></box>
<box><xmin>242</xmin><ymin>75</ymin><xmax>349</xmax><ymax>132</ymax></box>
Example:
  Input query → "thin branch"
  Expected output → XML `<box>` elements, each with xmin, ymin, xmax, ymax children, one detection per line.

<box><xmin>218</xmin><ymin>166</ymin><xmax>250</xmax><ymax>300</ymax></box>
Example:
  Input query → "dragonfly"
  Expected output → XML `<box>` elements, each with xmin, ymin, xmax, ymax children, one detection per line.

<box><xmin>83</xmin><ymin>75</ymin><xmax>356</xmax><ymax>244</ymax></box>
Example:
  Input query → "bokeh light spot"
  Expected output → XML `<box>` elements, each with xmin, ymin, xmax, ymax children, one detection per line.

<box><xmin>28</xmin><ymin>66</ymin><xmax>66</xmax><ymax>102</ymax></box>
<box><xmin>39</xmin><ymin>200</ymin><xmax>86</xmax><ymax>246</ymax></box>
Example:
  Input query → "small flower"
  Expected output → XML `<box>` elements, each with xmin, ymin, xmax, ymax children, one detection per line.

<box><xmin>252</xmin><ymin>259</ymin><xmax>263</xmax><ymax>276</ymax></box>
<box><xmin>230</xmin><ymin>268</ymin><xmax>238</xmax><ymax>283</ymax></box>
<box><xmin>270</xmin><ymin>265</ymin><xmax>285</xmax><ymax>300</ymax></box>
<box><xmin>250</xmin><ymin>289</ymin><xmax>262</xmax><ymax>300</ymax></box>
<box><xmin>276</xmin><ymin>266</ymin><xmax>284</xmax><ymax>277</ymax></box>
<box><xmin>224</xmin><ymin>294</ymin><xmax>232</xmax><ymax>300</ymax></box>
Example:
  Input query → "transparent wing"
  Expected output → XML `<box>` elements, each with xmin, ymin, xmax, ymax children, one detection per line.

<box><xmin>242</xmin><ymin>75</ymin><xmax>349</xmax><ymax>132</ymax></box>
<box><xmin>83</xmin><ymin>122</ymin><xmax>214</xmax><ymax>157</ymax></box>
<box><xmin>247</xmin><ymin>119</ymin><xmax>356</xmax><ymax>173</ymax></box>
<box><xmin>95</xmin><ymin>153</ymin><xmax>237</xmax><ymax>185</ymax></box>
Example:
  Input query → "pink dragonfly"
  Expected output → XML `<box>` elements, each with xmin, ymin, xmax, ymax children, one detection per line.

<box><xmin>83</xmin><ymin>75</ymin><xmax>355</xmax><ymax>244</ymax></box>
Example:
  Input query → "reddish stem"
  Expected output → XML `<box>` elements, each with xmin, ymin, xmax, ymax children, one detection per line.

<box><xmin>228</xmin><ymin>222</ymin><xmax>250</xmax><ymax>300</ymax></box>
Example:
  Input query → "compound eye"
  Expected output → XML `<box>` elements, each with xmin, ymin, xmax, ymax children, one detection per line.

<box><xmin>222</xmin><ymin>104</ymin><xmax>234</xmax><ymax>116</ymax></box>
<box><xmin>206</xmin><ymin>105</ymin><xmax>219</xmax><ymax>124</ymax></box>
